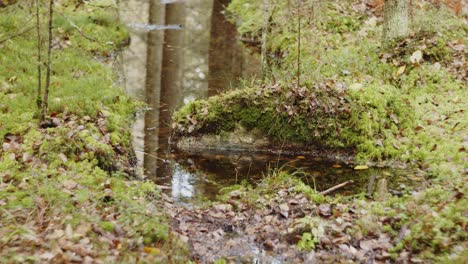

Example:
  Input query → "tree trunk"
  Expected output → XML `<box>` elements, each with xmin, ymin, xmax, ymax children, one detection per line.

<box><xmin>143</xmin><ymin>0</ymin><xmax>165</xmax><ymax>178</ymax></box>
<box><xmin>42</xmin><ymin>0</ymin><xmax>54</xmax><ymax>121</ymax></box>
<box><xmin>382</xmin><ymin>0</ymin><xmax>409</xmax><ymax>42</ymax></box>
<box><xmin>35</xmin><ymin>0</ymin><xmax>42</xmax><ymax>109</ymax></box>
<box><xmin>208</xmin><ymin>0</ymin><xmax>242</xmax><ymax>96</ymax></box>
<box><xmin>261</xmin><ymin>0</ymin><xmax>269</xmax><ymax>79</ymax></box>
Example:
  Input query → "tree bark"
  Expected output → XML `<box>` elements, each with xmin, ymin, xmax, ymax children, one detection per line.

<box><xmin>208</xmin><ymin>0</ymin><xmax>242</xmax><ymax>96</ymax></box>
<box><xmin>382</xmin><ymin>0</ymin><xmax>409</xmax><ymax>42</ymax></box>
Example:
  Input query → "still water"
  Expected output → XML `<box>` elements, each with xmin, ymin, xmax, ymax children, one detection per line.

<box><xmin>119</xmin><ymin>0</ymin><xmax>415</xmax><ymax>204</ymax></box>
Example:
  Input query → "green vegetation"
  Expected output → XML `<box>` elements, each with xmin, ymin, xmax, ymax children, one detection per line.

<box><xmin>1</xmin><ymin>0</ymin><xmax>466</xmax><ymax>262</ymax></box>
<box><xmin>0</xmin><ymin>1</ymin><xmax>187</xmax><ymax>262</ymax></box>
<box><xmin>172</xmin><ymin>0</ymin><xmax>467</xmax><ymax>261</ymax></box>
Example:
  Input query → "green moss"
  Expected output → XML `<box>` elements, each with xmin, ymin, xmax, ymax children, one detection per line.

<box><xmin>0</xmin><ymin>1</ymin><xmax>186</xmax><ymax>262</ymax></box>
<box><xmin>99</xmin><ymin>221</ymin><xmax>115</xmax><ymax>232</ymax></box>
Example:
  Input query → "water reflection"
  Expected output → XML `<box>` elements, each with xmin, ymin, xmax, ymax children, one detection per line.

<box><xmin>120</xmin><ymin>0</ymin><xmax>254</xmax><ymax>202</ymax></box>
<box><xmin>119</xmin><ymin>1</ymin><xmax>412</xmax><ymax>204</ymax></box>
<box><xmin>163</xmin><ymin>152</ymin><xmax>414</xmax><ymax>202</ymax></box>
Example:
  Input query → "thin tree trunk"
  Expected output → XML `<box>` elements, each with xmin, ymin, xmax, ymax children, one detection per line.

<box><xmin>42</xmin><ymin>0</ymin><xmax>54</xmax><ymax>120</ymax></box>
<box><xmin>382</xmin><ymin>0</ymin><xmax>409</xmax><ymax>42</ymax></box>
<box><xmin>208</xmin><ymin>0</ymin><xmax>242</xmax><ymax>96</ymax></box>
<box><xmin>261</xmin><ymin>0</ymin><xmax>269</xmax><ymax>79</ymax></box>
<box><xmin>143</xmin><ymin>0</ymin><xmax>166</xmax><ymax>178</ymax></box>
<box><xmin>297</xmin><ymin>0</ymin><xmax>301</xmax><ymax>87</ymax></box>
<box><xmin>35</xmin><ymin>0</ymin><xmax>42</xmax><ymax>109</ymax></box>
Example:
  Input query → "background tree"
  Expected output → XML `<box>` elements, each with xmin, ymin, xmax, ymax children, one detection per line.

<box><xmin>382</xmin><ymin>0</ymin><xmax>409</xmax><ymax>42</ymax></box>
<box><xmin>41</xmin><ymin>0</ymin><xmax>54</xmax><ymax>121</ymax></box>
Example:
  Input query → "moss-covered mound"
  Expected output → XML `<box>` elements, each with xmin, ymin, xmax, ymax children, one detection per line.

<box><xmin>174</xmin><ymin>0</ymin><xmax>466</xmax><ymax>165</ymax></box>
<box><xmin>172</xmin><ymin>1</ymin><xmax>467</xmax><ymax>261</ymax></box>
<box><xmin>174</xmin><ymin>80</ymin><xmax>413</xmax><ymax>161</ymax></box>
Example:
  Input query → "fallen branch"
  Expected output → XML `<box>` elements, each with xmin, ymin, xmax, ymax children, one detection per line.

<box><xmin>320</xmin><ymin>180</ymin><xmax>354</xmax><ymax>195</ymax></box>
<box><xmin>134</xmin><ymin>149</ymin><xmax>169</xmax><ymax>162</ymax></box>
<box><xmin>156</xmin><ymin>185</ymin><xmax>172</xmax><ymax>190</ymax></box>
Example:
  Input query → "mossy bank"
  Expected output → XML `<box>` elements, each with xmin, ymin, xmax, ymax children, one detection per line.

<box><xmin>172</xmin><ymin>0</ymin><xmax>467</xmax><ymax>261</ymax></box>
<box><xmin>0</xmin><ymin>1</ymin><xmax>188</xmax><ymax>262</ymax></box>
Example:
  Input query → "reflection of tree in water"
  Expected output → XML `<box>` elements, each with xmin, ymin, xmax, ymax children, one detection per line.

<box><xmin>141</xmin><ymin>0</ymin><xmax>260</xmax><ymax>180</ymax></box>
<box><xmin>143</xmin><ymin>0</ymin><xmax>185</xmax><ymax>180</ymax></box>
<box><xmin>123</xmin><ymin>0</ymin><xmax>411</xmax><ymax>201</ymax></box>
<box><xmin>143</xmin><ymin>0</ymin><xmax>165</xmax><ymax>179</ymax></box>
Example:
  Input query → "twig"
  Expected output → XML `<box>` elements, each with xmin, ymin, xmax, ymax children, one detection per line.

<box><xmin>85</xmin><ymin>1</ymin><xmax>117</xmax><ymax>9</ymax></box>
<box><xmin>320</xmin><ymin>180</ymin><xmax>354</xmax><ymax>195</ymax></box>
<box><xmin>35</xmin><ymin>0</ymin><xmax>42</xmax><ymax>109</ymax></box>
<box><xmin>134</xmin><ymin>149</ymin><xmax>168</xmax><ymax>162</ymax></box>
<box><xmin>0</xmin><ymin>26</ymin><xmax>34</xmax><ymax>45</ymax></box>
<box><xmin>56</xmin><ymin>11</ymin><xmax>104</xmax><ymax>43</ymax></box>
<box><xmin>156</xmin><ymin>184</ymin><xmax>172</xmax><ymax>190</ymax></box>
<box><xmin>41</xmin><ymin>0</ymin><xmax>54</xmax><ymax>121</ymax></box>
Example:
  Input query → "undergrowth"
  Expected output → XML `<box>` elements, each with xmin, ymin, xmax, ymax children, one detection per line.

<box><xmin>173</xmin><ymin>0</ymin><xmax>467</xmax><ymax>261</ymax></box>
<box><xmin>0</xmin><ymin>1</ymin><xmax>188</xmax><ymax>262</ymax></box>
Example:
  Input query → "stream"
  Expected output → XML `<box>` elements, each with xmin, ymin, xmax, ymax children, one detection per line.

<box><xmin>119</xmin><ymin>0</ymin><xmax>415</xmax><ymax>205</ymax></box>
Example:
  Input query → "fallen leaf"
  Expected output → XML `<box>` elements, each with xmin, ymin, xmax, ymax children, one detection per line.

<box><xmin>410</xmin><ymin>50</ymin><xmax>423</xmax><ymax>64</ymax></box>
<box><xmin>396</xmin><ymin>65</ymin><xmax>406</xmax><ymax>76</ymax></box>
<box><xmin>143</xmin><ymin>247</ymin><xmax>161</xmax><ymax>255</ymax></box>
<box><xmin>58</xmin><ymin>153</ymin><xmax>68</xmax><ymax>163</ymax></box>
<box><xmin>354</xmin><ymin>165</ymin><xmax>369</xmax><ymax>170</ymax></box>
<box><xmin>415</xmin><ymin>124</ymin><xmax>425</xmax><ymax>131</ymax></box>
<box><xmin>318</xmin><ymin>204</ymin><xmax>331</xmax><ymax>217</ymax></box>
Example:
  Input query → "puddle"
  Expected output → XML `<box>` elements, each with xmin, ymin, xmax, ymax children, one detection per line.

<box><xmin>119</xmin><ymin>0</ymin><xmax>416</xmax><ymax>206</ymax></box>
<box><xmin>140</xmin><ymin>149</ymin><xmax>415</xmax><ymax>203</ymax></box>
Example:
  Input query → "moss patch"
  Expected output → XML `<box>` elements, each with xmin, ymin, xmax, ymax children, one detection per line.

<box><xmin>0</xmin><ymin>1</ymin><xmax>188</xmax><ymax>262</ymax></box>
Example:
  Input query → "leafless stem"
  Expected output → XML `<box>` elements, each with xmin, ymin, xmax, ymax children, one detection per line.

<box><xmin>0</xmin><ymin>26</ymin><xmax>34</xmax><ymax>45</ymax></box>
<box><xmin>35</xmin><ymin>0</ymin><xmax>42</xmax><ymax>109</ymax></box>
<box><xmin>297</xmin><ymin>0</ymin><xmax>301</xmax><ymax>87</ymax></box>
<box><xmin>261</xmin><ymin>0</ymin><xmax>269</xmax><ymax>80</ymax></box>
<box><xmin>56</xmin><ymin>11</ymin><xmax>103</xmax><ymax>43</ymax></box>
<box><xmin>41</xmin><ymin>0</ymin><xmax>54</xmax><ymax>121</ymax></box>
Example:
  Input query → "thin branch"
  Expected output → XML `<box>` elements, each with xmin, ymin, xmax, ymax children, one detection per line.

<box><xmin>85</xmin><ymin>1</ymin><xmax>117</xmax><ymax>9</ymax></box>
<box><xmin>42</xmin><ymin>0</ymin><xmax>54</xmax><ymax>121</ymax></box>
<box><xmin>261</xmin><ymin>0</ymin><xmax>269</xmax><ymax>80</ymax></box>
<box><xmin>0</xmin><ymin>26</ymin><xmax>34</xmax><ymax>45</ymax></box>
<box><xmin>35</xmin><ymin>0</ymin><xmax>42</xmax><ymax>109</ymax></box>
<box><xmin>56</xmin><ymin>11</ymin><xmax>104</xmax><ymax>43</ymax></box>
<box><xmin>320</xmin><ymin>180</ymin><xmax>354</xmax><ymax>195</ymax></box>
<box><xmin>134</xmin><ymin>149</ymin><xmax>168</xmax><ymax>162</ymax></box>
<box><xmin>296</xmin><ymin>0</ymin><xmax>301</xmax><ymax>87</ymax></box>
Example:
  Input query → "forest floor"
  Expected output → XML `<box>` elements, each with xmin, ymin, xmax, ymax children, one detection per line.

<box><xmin>171</xmin><ymin>1</ymin><xmax>467</xmax><ymax>263</ymax></box>
<box><xmin>0</xmin><ymin>0</ymin><xmax>466</xmax><ymax>264</ymax></box>
<box><xmin>0</xmin><ymin>1</ymin><xmax>189</xmax><ymax>263</ymax></box>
